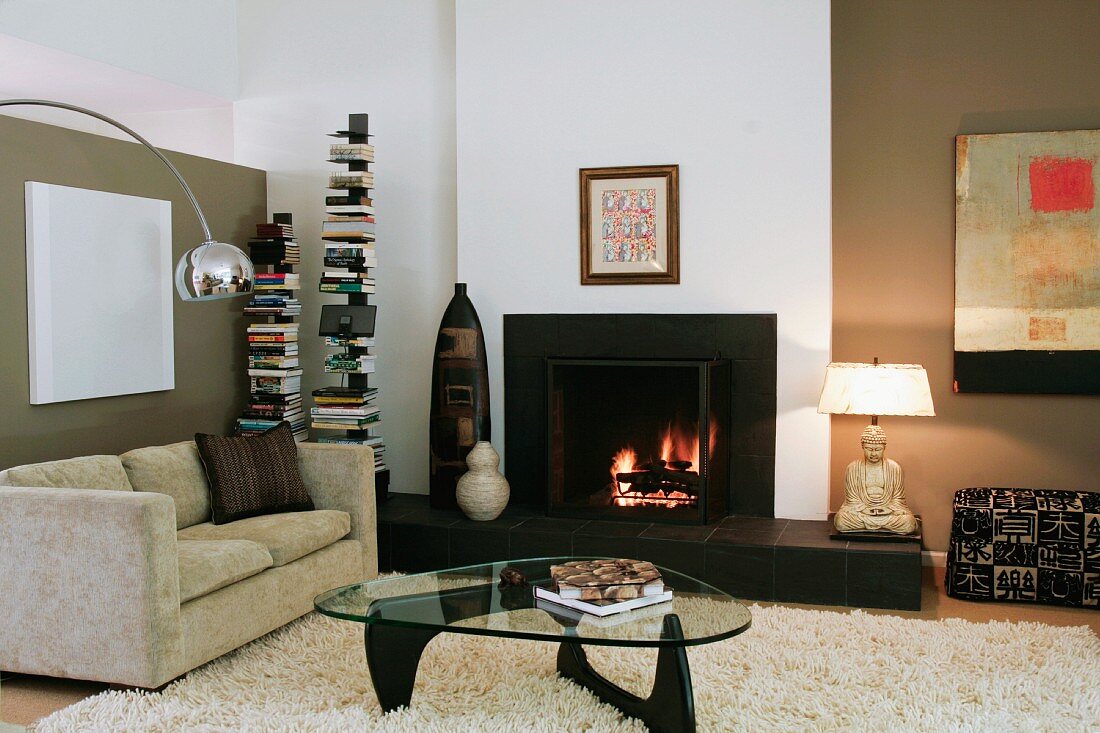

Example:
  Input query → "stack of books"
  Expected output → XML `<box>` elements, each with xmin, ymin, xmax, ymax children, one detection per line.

<box><xmin>314</xmin><ymin>113</ymin><xmax>389</xmax><ymax>497</ymax></box>
<box><xmin>246</xmin><ymin>272</ymin><xmax>301</xmax><ymax>317</ymax></box>
<box><xmin>312</xmin><ymin>385</ymin><xmax>387</xmax><ymax>473</ymax></box>
<box><xmin>323</xmin><ymin>243</ymin><xmax>376</xmax><ymax>269</ymax></box>
<box><xmin>320</xmin><ymin>270</ymin><xmax>375</xmax><ymax>294</ymax></box>
<box><xmin>324</xmin><ymin>353</ymin><xmax>375</xmax><ymax>374</ymax></box>
<box><xmin>246</xmin><ymin>222</ymin><xmax>300</xmax><ymax>267</ymax></box>
<box><xmin>238</xmin><ymin>215</ymin><xmax>306</xmax><ymax>442</ymax></box>
<box><xmin>534</xmin><ymin>559</ymin><xmax>672</xmax><ymax>617</ymax></box>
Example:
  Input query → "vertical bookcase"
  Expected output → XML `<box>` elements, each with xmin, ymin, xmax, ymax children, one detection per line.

<box><xmin>312</xmin><ymin>113</ymin><xmax>389</xmax><ymax>500</ymax></box>
<box><xmin>238</xmin><ymin>213</ymin><xmax>306</xmax><ymax>440</ymax></box>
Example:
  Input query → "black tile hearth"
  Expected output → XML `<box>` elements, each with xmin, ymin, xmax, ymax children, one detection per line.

<box><xmin>637</xmin><ymin>537</ymin><xmax>706</xmax><ymax>579</ymax></box>
<box><xmin>391</xmin><ymin>523</ymin><xmax>450</xmax><ymax>573</ymax></box>
<box><xmin>377</xmin><ymin>520</ymin><xmax>392</xmax><ymax>572</ymax></box>
<box><xmin>705</xmin><ymin>543</ymin><xmax>774</xmax><ymax>601</ymax></box>
<box><xmin>718</xmin><ymin>516</ymin><xmax>789</xmax><ymax>543</ymax></box>
<box><xmin>450</xmin><ymin>526</ymin><xmax>510</xmax><ymax>567</ymax></box>
<box><xmin>575</xmin><ymin>520</ymin><xmax>653</xmax><ymax>537</ymax></box>
<box><xmin>845</xmin><ymin>542</ymin><xmax>922</xmax><ymax>611</ymax></box>
<box><xmin>379</xmin><ymin>495</ymin><xmax>922</xmax><ymax>611</ymax></box>
<box><xmin>572</xmin><ymin>520</ymin><xmax>650</xmax><ymax>559</ymax></box>
<box><xmin>777</xmin><ymin>519</ymin><xmax>848</xmax><ymax>550</ymax></box>
<box><xmin>572</xmin><ymin>533</ymin><xmax>639</xmax><ymax>559</ymax></box>
<box><xmin>774</xmin><ymin>546</ymin><xmax>847</xmax><ymax>606</ymax></box>
<box><xmin>637</xmin><ymin>525</ymin><xmax>715</xmax><ymax>577</ymax></box>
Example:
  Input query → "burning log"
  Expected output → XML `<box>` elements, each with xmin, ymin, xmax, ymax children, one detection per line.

<box><xmin>616</xmin><ymin>467</ymin><xmax>700</xmax><ymax>487</ymax></box>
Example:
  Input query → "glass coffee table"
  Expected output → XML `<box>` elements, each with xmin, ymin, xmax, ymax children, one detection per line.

<box><xmin>315</xmin><ymin>557</ymin><xmax>752</xmax><ymax>733</ymax></box>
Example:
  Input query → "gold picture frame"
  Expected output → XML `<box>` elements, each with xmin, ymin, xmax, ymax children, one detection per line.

<box><xmin>580</xmin><ymin>164</ymin><xmax>679</xmax><ymax>285</ymax></box>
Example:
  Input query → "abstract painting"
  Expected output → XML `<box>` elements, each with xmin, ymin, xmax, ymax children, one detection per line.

<box><xmin>954</xmin><ymin>130</ymin><xmax>1100</xmax><ymax>394</ymax></box>
<box><xmin>580</xmin><ymin>165</ymin><xmax>678</xmax><ymax>284</ymax></box>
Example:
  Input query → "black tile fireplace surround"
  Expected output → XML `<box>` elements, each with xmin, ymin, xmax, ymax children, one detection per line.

<box><xmin>375</xmin><ymin>314</ymin><xmax>922</xmax><ymax>611</ymax></box>
<box><xmin>505</xmin><ymin>313</ymin><xmax>778</xmax><ymax>519</ymax></box>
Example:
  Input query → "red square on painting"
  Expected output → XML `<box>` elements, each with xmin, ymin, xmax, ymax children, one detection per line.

<box><xmin>1029</xmin><ymin>156</ymin><xmax>1094</xmax><ymax>212</ymax></box>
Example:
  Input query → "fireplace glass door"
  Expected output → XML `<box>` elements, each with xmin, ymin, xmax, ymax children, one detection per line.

<box><xmin>547</xmin><ymin>358</ymin><xmax>729</xmax><ymax>524</ymax></box>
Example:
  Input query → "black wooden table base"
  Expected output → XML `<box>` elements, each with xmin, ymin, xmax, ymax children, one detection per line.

<box><xmin>556</xmin><ymin>614</ymin><xmax>695</xmax><ymax>733</ymax></box>
<box><xmin>364</xmin><ymin>613</ymin><xmax>697</xmax><ymax>733</ymax></box>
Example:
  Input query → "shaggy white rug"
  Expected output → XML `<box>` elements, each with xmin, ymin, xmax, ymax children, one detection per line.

<box><xmin>33</xmin><ymin>606</ymin><xmax>1099</xmax><ymax>733</ymax></box>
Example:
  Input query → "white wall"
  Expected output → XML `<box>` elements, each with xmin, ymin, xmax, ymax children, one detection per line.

<box><xmin>0</xmin><ymin>0</ymin><xmax>238</xmax><ymax>99</ymax></box>
<box><xmin>456</xmin><ymin>1</ymin><xmax>832</xmax><ymax>518</ymax></box>
<box><xmin>234</xmin><ymin>0</ymin><xmax>457</xmax><ymax>494</ymax></box>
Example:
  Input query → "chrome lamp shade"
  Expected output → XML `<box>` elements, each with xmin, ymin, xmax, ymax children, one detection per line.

<box><xmin>175</xmin><ymin>241</ymin><xmax>255</xmax><ymax>301</ymax></box>
<box><xmin>1</xmin><ymin>98</ymin><xmax>254</xmax><ymax>303</ymax></box>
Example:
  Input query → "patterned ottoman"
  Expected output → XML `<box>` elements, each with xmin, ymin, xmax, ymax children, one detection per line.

<box><xmin>946</xmin><ymin>488</ymin><xmax>1099</xmax><ymax>608</ymax></box>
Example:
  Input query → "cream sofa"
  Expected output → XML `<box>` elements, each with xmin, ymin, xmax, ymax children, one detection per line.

<box><xmin>0</xmin><ymin>441</ymin><xmax>375</xmax><ymax>688</ymax></box>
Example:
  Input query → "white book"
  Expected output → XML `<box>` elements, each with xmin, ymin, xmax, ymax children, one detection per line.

<box><xmin>310</xmin><ymin>406</ymin><xmax>381</xmax><ymax>417</ymax></box>
<box><xmin>324</xmin><ymin>242</ymin><xmax>375</xmax><ymax>251</ymax></box>
<box><xmin>322</xmin><ymin>271</ymin><xmax>374</xmax><ymax>279</ymax></box>
<box><xmin>532</xmin><ymin>585</ymin><xmax>673</xmax><ymax>617</ymax></box>
<box><xmin>535</xmin><ymin>598</ymin><xmax>670</xmax><ymax>629</ymax></box>
<box><xmin>323</xmin><ymin>336</ymin><xmax>375</xmax><ymax>348</ymax></box>
<box><xmin>248</xmin><ymin>368</ymin><xmax>304</xmax><ymax>378</ymax></box>
<box><xmin>249</xmin><ymin>358</ymin><xmax>300</xmax><ymax>368</ymax></box>
<box><xmin>326</xmin><ymin>205</ymin><xmax>375</xmax><ymax>215</ymax></box>
<box><xmin>248</xmin><ymin>324</ymin><xmax>300</xmax><ymax>332</ymax></box>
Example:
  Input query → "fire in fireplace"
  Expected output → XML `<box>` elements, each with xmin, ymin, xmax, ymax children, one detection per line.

<box><xmin>547</xmin><ymin>358</ymin><xmax>729</xmax><ymax>524</ymax></box>
<box><xmin>609</xmin><ymin>420</ymin><xmax>705</xmax><ymax>508</ymax></box>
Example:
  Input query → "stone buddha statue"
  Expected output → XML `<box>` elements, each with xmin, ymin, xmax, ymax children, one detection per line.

<box><xmin>834</xmin><ymin>425</ymin><xmax>919</xmax><ymax>535</ymax></box>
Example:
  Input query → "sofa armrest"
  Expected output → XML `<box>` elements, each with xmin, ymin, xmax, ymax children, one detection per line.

<box><xmin>0</xmin><ymin>486</ymin><xmax>182</xmax><ymax>687</ymax></box>
<box><xmin>297</xmin><ymin>443</ymin><xmax>377</xmax><ymax>578</ymax></box>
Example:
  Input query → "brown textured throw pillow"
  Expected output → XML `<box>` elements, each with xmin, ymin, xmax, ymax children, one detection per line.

<box><xmin>194</xmin><ymin>422</ymin><xmax>314</xmax><ymax>525</ymax></box>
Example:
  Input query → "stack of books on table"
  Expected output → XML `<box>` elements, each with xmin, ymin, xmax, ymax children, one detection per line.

<box><xmin>534</xmin><ymin>559</ymin><xmax>671</xmax><ymax>617</ymax></box>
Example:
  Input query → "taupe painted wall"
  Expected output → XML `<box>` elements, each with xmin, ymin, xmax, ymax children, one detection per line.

<box><xmin>832</xmin><ymin>1</ymin><xmax>1100</xmax><ymax>551</ymax></box>
<box><xmin>0</xmin><ymin>115</ymin><xmax>266</xmax><ymax>469</ymax></box>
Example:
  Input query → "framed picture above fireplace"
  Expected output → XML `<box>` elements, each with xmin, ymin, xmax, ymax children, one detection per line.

<box><xmin>579</xmin><ymin>164</ymin><xmax>679</xmax><ymax>285</ymax></box>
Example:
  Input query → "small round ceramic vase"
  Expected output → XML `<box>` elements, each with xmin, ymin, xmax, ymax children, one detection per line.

<box><xmin>455</xmin><ymin>441</ymin><xmax>510</xmax><ymax>521</ymax></box>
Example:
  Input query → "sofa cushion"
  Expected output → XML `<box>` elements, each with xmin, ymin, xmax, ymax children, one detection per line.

<box><xmin>194</xmin><ymin>423</ymin><xmax>314</xmax><ymax>525</ymax></box>
<box><xmin>177</xmin><ymin>539</ymin><xmax>273</xmax><ymax>603</ymax></box>
<box><xmin>177</xmin><ymin>510</ymin><xmax>351</xmax><ymax>567</ymax></box>
<box><xmin>3</xmin><ymin>455</ymin><xmax>133</xmax><ymax>492</ymax></box>
<box><xmin>121</xmin><ymin>442</ymin><xmax>211</xmax><ymax>530</ymax></box>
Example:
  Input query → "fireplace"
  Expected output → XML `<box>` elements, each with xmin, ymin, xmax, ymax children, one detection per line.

<box><xmin>547</xmin><ymin>358</ymin><xmax>729</xmax><ymax>524</ymax></box>
<box><xmin>504</xmin><ymin>313</ymin><xmax>778</xmax><ymax>524</ymax></box>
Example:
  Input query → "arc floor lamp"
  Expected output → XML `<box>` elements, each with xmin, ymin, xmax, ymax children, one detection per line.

<box><xmin>0</xmin><ymin>98</ymin><xmax>254</xmax><ymax>302</ymax></box>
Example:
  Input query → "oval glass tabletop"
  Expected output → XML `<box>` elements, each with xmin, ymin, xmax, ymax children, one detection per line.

<box><xmin>315</xmin><ymin>557</ymin><xmax>752</xmax><ymax>648</ymax></box>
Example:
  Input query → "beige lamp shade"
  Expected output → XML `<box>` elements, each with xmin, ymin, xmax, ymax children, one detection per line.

<box><xmin>817</xmin><ymin>362</ymin><xmax>935</xmax><ymax>417</ymax></box>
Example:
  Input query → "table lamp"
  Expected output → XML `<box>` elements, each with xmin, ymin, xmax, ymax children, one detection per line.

<box><xmin>817</xmin><ymin>359</ymin><xmax>935</xmax><ymax>537</ymax></box>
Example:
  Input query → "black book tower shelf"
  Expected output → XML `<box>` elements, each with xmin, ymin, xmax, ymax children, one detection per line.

<box><xmin>238</xmin><ymin>213</ymin><xmax>306</xmax><ymax>440</ymax></box>
<box><xmin>312</xmin><ymin>113</ymin><xmax>390</xmax><ymax>500</ymax></box>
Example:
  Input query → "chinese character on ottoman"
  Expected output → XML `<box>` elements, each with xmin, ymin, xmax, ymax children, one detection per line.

<box><xmin>945</xmin><ymin>488</ymin><xmax>1100</xmax><ymax>608</ymax></box>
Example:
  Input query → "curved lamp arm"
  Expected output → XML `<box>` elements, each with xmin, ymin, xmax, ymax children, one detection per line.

<box><xmin>0</xmin><ymin>98</ymin><xmax>214</xmax><ymax>243</ymax></box>
<box><xmin>1</xmin><ymin>98</ymin><xmax>254</xmax><ymax>301</ymax></box>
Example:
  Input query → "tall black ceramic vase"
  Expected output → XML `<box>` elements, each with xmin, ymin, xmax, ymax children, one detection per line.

<box><xmin>430</xmin><ymin>283</ymin><xmax>491</xmax><ymax>509</ymax></box>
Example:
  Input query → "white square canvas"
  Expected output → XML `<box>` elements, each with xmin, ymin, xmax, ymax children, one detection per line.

<box><xmin>25</xmin><ymin>182</ymin><xmax>174</xmax><ymax>404</ymax></box>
